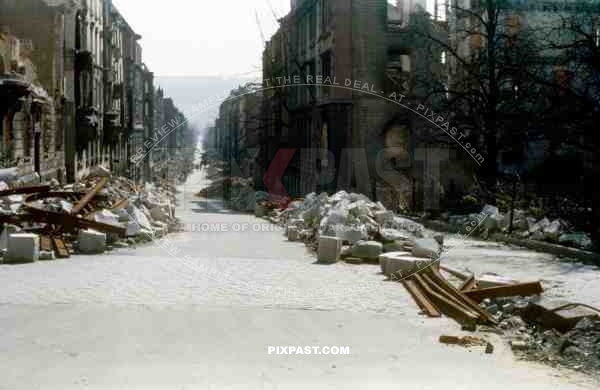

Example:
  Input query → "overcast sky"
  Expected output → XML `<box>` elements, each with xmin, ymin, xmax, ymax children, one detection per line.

<box><xmin>111</xmin><ymin>1</ymin><xmax>423</xmax><ymax>78</ymax></box>
<box><xmin>113</xmin><ymin>0</ymin><xmax>291</xmax><ymax>78</ymax></box>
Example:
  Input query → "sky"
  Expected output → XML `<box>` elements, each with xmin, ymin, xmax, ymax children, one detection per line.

<box><xmin>111</xmin><ymin>0</ymin><xmax>422</xmax><ymax>78</ymax></box>
<box><xmin>113</xmin><ymin>0</ymin><xmax>292</xmax><ymax>78</ymax></box>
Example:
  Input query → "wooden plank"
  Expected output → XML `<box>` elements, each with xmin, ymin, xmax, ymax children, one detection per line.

<box><xmin>11</xmin><ymin>209</ymin><xmax>126</xmax><ymax>236</ymax></box>
<box><xmin>460</xmin><ymin>275</ymin><xmax>478</xmax><ymax>292</ymax></box>
<box><xmin>420</xmin><ymin>273</ymin><xmax>480</xmax><ymax>319</ymax></box>
<box><xmin>71</xmin><ymin>177</ymin><xmax>109</xmax><ymax>216</ymax></box>
<box><xmin>40</xmin><ymin>236</ymin><xmax>53</xmax><ymax>252</ymax></box>
<box><xmin>429</xmin><ymin>268</ymin><xmax>497</xmax><ymax>325</ymax></box>
<box><xmin>0</xmin><ymin>185</ymin><xmax>50</xmax><ymax>197</ymax></box>
<box><xmin>413</xmin><ymin>274</ymin><xmax>479</xmax><ymax>327</ymax></box>
<box><xmin>440</xmin><ymin>265</ymin><xmax>472</xmax><ymax>281</ymax></box>
<box><xmin>52</xmin><ymin>237</ymin><xmax>70</xmax><ymax>258</ymax></box>
<box><xmin>402</xmin><ymin>279</ymin><xmax>441</xmax><ymax>317</ymax></box>
<box><xmin>110</xmin><ymin>198</ymin><xmax>129</xmax><ymax>210</ymax></box>
<box><xmin>463</xmin><ymin>282</ymin><xmax>543</xmax><ymax>303</ymax></box>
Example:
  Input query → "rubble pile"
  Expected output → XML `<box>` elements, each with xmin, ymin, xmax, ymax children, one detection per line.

<box><xmin>260</xmin><ymin>190</ymin><xmax>439</xmax><ymax>264</ymax></box>
<box><xmin>443</xmin><ymin>204</ymin><xmax>594</xmax><ymax>251</ymax></box>
<box><xmin>443</xmin><ymin>265</ymin><xmax>600</xmax><ymax>376</ymax></box>
<box><xmin>518</xmin><ymin>317</ymin><xmax>600</xmax><ymax>375</ymax></box>
<box><xmin>0</xmin><ymin>169</ymin><xmax>179</xmax><ymax>264</ymax></box>
<box><xmin>196</xmin><ymin>176</ymin><xmax>265</xmax><ymax>212</ymax></box>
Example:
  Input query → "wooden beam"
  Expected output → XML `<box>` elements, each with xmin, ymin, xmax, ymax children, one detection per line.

<box><xmin>460</xmin><ymin>275</ymin><xmax>478</xmax><ymax>292</ymax></box>
<box><xmin>402</xmin><ymin>279</ymin><xmax>441</xmax><ymax>317</ymax></box>
<box><xmin>52</xmin><ymin>237</ymin><xmax>70</xmax><ymax>258</ymax></box>
<box><xmin>110</xmin><ymin>198</ymin><xmax>129</xmax><ymax>210</ymax></box>
<box><xmin>0</xmin><ymin>185</ymin><xmax>50</xmax><ymax>197</ymax></box>
<box><xmin>428</xmin><ymin>268</ymin><xmax>497</xmax><ymax>325</ymax></box>
<box><xmin>12</xmin><ymin>210</ymin><xmax>126</xmax><ymax>236</ymax></box>
<box><xmin>463</xmin><ymin>282</ymin><xmax>544</xmax><ymax>303</ymax></box>
<box><xmin>40</xmin><ymin>236</ymin><xmax>53</xmax><ymax>252</ymax></box>
<box><xmin>413</xmin><ymin>274</ymin><xmax>479</xmax><ymax>327</ymax></box>
<box><xmin>420</xmin><ymin>273</ymin><xmax>480</xmax><ymax>319</ymax></box>
<box><xmin>440</xmin><ymin>265</ymin><xmax>472</xmax><ymax>281</ymax></box>
<box><xmin>71</xmin><ymin>177</ymin><xmax>109</xmax><ymax>216</ymax></box>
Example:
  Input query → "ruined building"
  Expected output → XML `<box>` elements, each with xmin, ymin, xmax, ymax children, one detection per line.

<box><xmin>254</xmin><ymin>0</ymin><xmax>461</xmax><ymax>210</ymax></box>
<box><xmin>0</xmin><ymin>0</ymin><xmax>192</xmax><ymax>185</ymax></box>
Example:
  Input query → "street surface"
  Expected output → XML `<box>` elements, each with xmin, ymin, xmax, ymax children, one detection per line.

<box><xmin>0</xmin><ymin>168</ymin><xmax>598</xmax><ymax>389</ymax></box>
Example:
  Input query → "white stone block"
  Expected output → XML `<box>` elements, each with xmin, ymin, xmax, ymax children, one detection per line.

<box><xmin>318</xmin><ymin>236</ymin><xmax>343</xmax><ymax>263</ymax></box>
<box><xmin>382</xmin><ymin>252</ymin><xmax>428</xmax><ymax>279</ymax></box>
<box><xmin>378</xmin><ymin>251</ymin><xmax>411</xmax><ymax>274</ymax></box>
<box><xmin>287</xmin><ymin>226</ymin><xmax>300</xmax><ymax>242</ymax></box>
<box><xmin>39</xmin><ymin>250</ymin><xmax>56</xmax><ymax>261</ymax></box>
<box><xmin>351</xmin><ymin>241</ymin><xmax>383</xmax><ymax>260</ymax></box>
<box><xmin>78</xmin><ymin>229</ymin><xmax>107</xmax><ymax>254</ymax></box>
<box><xmin>374</xmin><ymin>210</ymin><xmax>394</xmax><ymax>225</ymax></box>
<box><xmin>336</xmin><ymin>225</ymin><xmax>367</xmax><ymax>244</ymax></box>
<box><xmin>126</xmin><ymin>221</ymin><xmax>141</xmax><ymax>237</ymax></box>
<box><xmin>6</xmin><ymin>233</ymin><xmax>39</xmax><ymax>263</ymax></box>
<box><xmin>412</xmin><ymin>238</ymin><xmax>441</xmax><ymax>259</ymax></box>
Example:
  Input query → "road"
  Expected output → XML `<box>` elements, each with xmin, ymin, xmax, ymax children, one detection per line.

<box><xmin>0</xmin><ymin>168</ymin><xmax>597</xmax><ymax>389</ymax></box>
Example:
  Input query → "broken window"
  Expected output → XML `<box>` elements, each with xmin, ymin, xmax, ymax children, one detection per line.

<box><xmin>386</xmin><ymin>51</ymin><xmax>412</xmax><ymax>93</ymax></box>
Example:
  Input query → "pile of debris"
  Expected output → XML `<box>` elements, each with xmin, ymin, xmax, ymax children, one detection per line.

<box><xmin>196</xmin><ymin>176</ymin><xmax>264</xmax><ymax>212</ymax></box>
<box><xmin>0</xmin><ymin>168</ymin><xmax>178</xmax><ymax>264</ymax></box>
<box><xmin>444</xmin><ymin>204</ymin><xmax>594</xmax><ymax>251</ymax></box>
<box><xmin>441</xmin><ymin>264</ymin><xmax>600</xmax><ymax>376</ymax></box>
<box><xmin>260</xmin><ymin>191</ymin><xmax>444</xmax><ymax>265</ymax></box>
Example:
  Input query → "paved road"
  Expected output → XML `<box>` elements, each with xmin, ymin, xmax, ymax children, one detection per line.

<box><xmin>0</xmin><ymin>168</ymin><xmax>597</xmax><ymax>389</ymax></box>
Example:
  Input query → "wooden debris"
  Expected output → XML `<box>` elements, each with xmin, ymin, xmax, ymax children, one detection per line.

<box><xmin>521</xmin><ymin>298</ymin><xmax>599</xmax><ymax>333</ymax></box>
<box><xmin>440</xmin><ymin>265</ymin><xmax>472</xmax><ymax>281</ymax></box>
<box><xmin>460</xmin><ymin>275</ymin><xmax>477</xmax><ymax>292</ymax></box>
<box><xmin>110</xmin><ymin>198</ymin><xmax>129</xmax><ymax>210</ymax></box>
<box><xmin>429</xmin><ymin>268</ymin><xmax>497</xmax><ymax>325</ymax></box>
<box><xmin>439</xmin><ymin>335</ymin><xmax>487</xmax><ymax>347</ymax></box>
<box><xmin>463</xmin><ymin>281</ymin><xmax>544</xmax><ymax>303</ymax></box>
<box><xmin>0</xmin><ymin>185</ymin><xmax>50</xmax><ymax>197</ymax></box>
<box><xmin>40</xmin><ymin>236</ymin><xmax>53</xmax><ymax>252</ymax></box>
<box><xmin>71</xmin><ymin>177</ymin><xmax>109</xmax><ymax>216</ymax></box>
<box><xmin>402</xmin><ymin>279</ymin><xmax>441</xmax><ymax>317</ymax></box>
<box><xmin>52</xmin><ymin>237</ymin><xmax>70</xmax><ymax>258</ymax></box>
<box><xmin>413</xmin><ymin>273</ymin><xmax>479</xmax><ymax>327</ymax></box>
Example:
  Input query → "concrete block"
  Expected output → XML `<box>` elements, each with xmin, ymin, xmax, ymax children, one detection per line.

<box><xmin>351</xmin><ymin>241</ymin><xmax>383</xmax><ymax>261</ymax></box>
<box><xmin>380</xmin><ymin>253</ymin><xmax>431</xmax><ymax>278</ymax></box>
<box><xmin>374</xmin><ymin>210</ymin><xmax>394</xmax><ymax>225</ymax></box>
<box><xmin>150</xmin><ymin>206</ymin><xmax>170</xmax><ymax>222</ymax></box>
<box><xmin>78</xmin><ymin>229</ymin><xmax>107</xmax><ymax>254</ymax></box>
<box><xmin>412</xmin><ymin>238</ymin><xmax>441</xmax><ymax>259</ymax></box>
<box><xmin>378</xmin><ymin>251</ymin><xmax>411</xmax><ymax>274</ymax></box>
<box><xmin>126</xmin><ymin>221</ymin><xmax>141</xmax><ymax>237</ymax></box>
<box><xmin>1</xmin><ymin>224</ymin><xmax>21</xmax><ymax>251</ymax></box>
<box><xmin>287</xmin><ymin>226</ymin><xmax>300</xmax><ymax>242</ymax></box>
<box><xmin>6</xmin><ymin>233</ymin><xmax>40</xmax><ymax>263</ymax></box>
<box><xmin>39</xmin><ymin>250</ymin><xmax>56</xmax><ymax>261</ymax></box>
<box><xmin>478</xmin><ymin>273</ymin><xmax>519</xmax><ymax>289</ymax></box>
<box><xmin>318</xmin><ymin>236</ymin><xmax>343</xmax><ymax>263</ymax></box>
<box><xmin>336</xmin><ymin>225</ymin><xmax>367</xmax><ymax>244</ymax></box>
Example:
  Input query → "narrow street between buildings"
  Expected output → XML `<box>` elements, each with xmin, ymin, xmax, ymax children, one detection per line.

<box><xmin>0</xmin><ymin>167</ymin><xmax>598</xmax><ymax>389</ymax></box>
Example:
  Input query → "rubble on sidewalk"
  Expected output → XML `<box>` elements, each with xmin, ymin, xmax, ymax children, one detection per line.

<box><xmin>436</xmin><ymin>265</ymin><xmax>600</xmax><ymax>376</ymax></box>
<box><xmin>252</xmin><ymin>190</ymin><xmax>443</xmax><ymax>266</ymax></box>
<box><xmin>0</xmin><ymin>167</ymin><xmax>179</xmax><ymax>265</ymax></box>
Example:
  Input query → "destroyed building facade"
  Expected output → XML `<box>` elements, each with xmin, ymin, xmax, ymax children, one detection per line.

<box><xmin>0</xmin><ymin>0</ymin><xmax>193</xmax><ymax>186</ymax></box>
<box><xmin>222</xmin><ymin>0</ymin><xmax>460</xmax><ymax>211</ymax></box>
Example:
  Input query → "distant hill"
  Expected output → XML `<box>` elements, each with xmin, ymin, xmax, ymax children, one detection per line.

<box><xmin>156</xmin><ymin>75</ymin><xmax>259</xmax><ymax>135</ymax></box>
